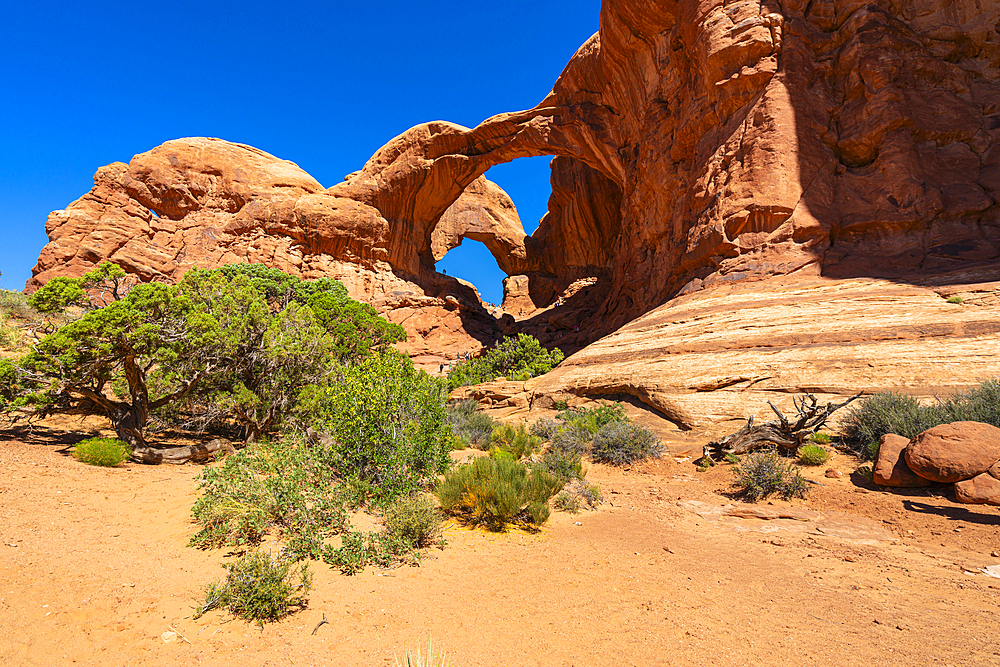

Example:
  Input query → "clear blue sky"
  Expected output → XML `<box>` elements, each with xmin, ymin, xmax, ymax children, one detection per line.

<box><xmin>0</xmin><ymin>1</ymin><xmax>602</xmax><ymax>304</ymax></box>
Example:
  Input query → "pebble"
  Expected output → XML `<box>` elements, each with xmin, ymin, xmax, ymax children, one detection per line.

<box><xmin>161</xmin><ymin>631</ymin><xmax>177</xmax><ymax>643</ymax></box>
<box><xmin>825</xmin><ymin>469</ymin><xmax>844</xmax><ymax>479</ymax></box>
<box><xmin>574</xmin><ymin>522</ymin><xmax>582</xmax><ymax>526</ymax></box>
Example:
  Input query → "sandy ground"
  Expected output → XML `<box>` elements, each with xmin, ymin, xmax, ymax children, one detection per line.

<box><xmin>2</xmin><ymin>416</ymin><xmax>1000</xmax><ymax>667</ymax></box>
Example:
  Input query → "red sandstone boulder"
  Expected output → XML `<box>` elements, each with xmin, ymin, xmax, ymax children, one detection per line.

<box><xmin>954</xmin><ymin>473</ymin><xmax>1000</xmax><ymax>506</ymax></box>
<box><xmin>990</xmin><ymin>460</ymin><xmax>1000</xmax><ymax>481</ymax></box>
<box><xmin>873</xmin><ymin>434</ymin><xmax>929</xmax><ymax>487</ymax></box>
<box><xmin>904</xmin><ymin>422</ymin><xmax>1000</xmax><ymax>483</ymax></box>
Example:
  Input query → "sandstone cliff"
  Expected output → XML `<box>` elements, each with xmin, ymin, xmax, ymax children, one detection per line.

<box><xmin>29</xmin><ymin>0</ymin><xmax>1000</xmax><ymax>414</ymax></box>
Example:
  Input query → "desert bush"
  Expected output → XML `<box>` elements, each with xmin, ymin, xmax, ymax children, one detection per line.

<box><xmin>195</xmin><ymin>550</ymin><xmax>311</xmax><ymax>624</ymax></box>
<box><xmin>556</xmin><ymin>402</ymin><xmax>628</xmax><ymax>434</ymax></box>
<box><xmin>189</xmin><ymin>438</ymin><xmax>349</xmax><ymax>557</ymax></box>
<box><xmin>383</xmin><ymin>494</ymin><xmax>444</xmax><ymax>549</ymax></box>
<box><xmin>529</xmin><ymin>417</ymin><xmax>559</xmax><ymax>440</ymax></box>
<box><xmin>591</xmin><ymin>421</ymin><xmax>662</xmax><ymax>466</ymax></box>
<box><xmin>840</xmin><ymin>381</ymin><xmax>1000</xmax><ymax>460</ymax></box>
<box><xmin>809</xmin><ymin>432</ymin><xmax>832</xmax><ymax>444</ymax></box>
<box><xmin>323</xmin><ymin>529</ymin><xmax>417</xmax><ymax>575</ymax></box>
<box><xmin>446</xmin><ymin>334</ymin><xmax>563</xmax><ymax>389</ymax></box>
<box><xmin>490</xmin><ymin>422</ymin><xmax>541</xmax><ymax>460</ymax></box>
<box><xmin>446</xmin><ymin>400</ymin><xmax>495</xmax><ymax>447</ymax></box>
<box><xmin>297</xmin><ymin>350</ymin><xmax>453</xmax><ymax>499</ymax></box>
<box><xmin>839</xmin><ymin>392</ymin><xmax>934</xmax><ymax>459</ymax></box>
<box><xmin>553</xmin><ymin>491</ymin><xmax>582</xmax><ymax>513</ymax></box>
<box><xmin>797</xmin><ymin>444</ymin><xmax>831</xmax><ymax>466</ymax></box>
<box><xmin>732</xmin><ymin>449</ymin><xmax>809</xmax><ymax>502</ymax></box>
<box><xmin>72</xmin><ymin>437</ymin><xmax>131</xmax><ymax>467</ymax></box>
<box><xmin>549</xmin><ymin>424</ymin><xmax>593</xmax><ymax>456</ymax></box>
<box><xmin>538</xmin><ymin>448</ymin><xmax>585</xmax><ymax>483</ymax></box>
<box><xmin>435</xmin><ymin>456</ymin><xmax>563</xmax><ymax>530</ymax></box>
<box><xmin>947</xmin><ymin>296</ymin><xmax>964</xmax><ymax>304</ymax></box>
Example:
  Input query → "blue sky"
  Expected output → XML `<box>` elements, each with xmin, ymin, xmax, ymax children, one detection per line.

<box><xmin>0</xmin><ymin>1</ymin><xmax>602</xmax><ymax>304</ymax></box>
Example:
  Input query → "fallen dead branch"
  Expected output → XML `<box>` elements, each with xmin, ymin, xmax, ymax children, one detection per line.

<box><xmin>700</xmin><ymin>392</ymin><xmax>863</xmax><ymax>462</ymax></box>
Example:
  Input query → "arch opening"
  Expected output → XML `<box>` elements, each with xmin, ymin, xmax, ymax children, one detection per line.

<box><xmin>434</xmin><ymin>238</ymin><xmax>506</xmax><ymax>310</ymax></box>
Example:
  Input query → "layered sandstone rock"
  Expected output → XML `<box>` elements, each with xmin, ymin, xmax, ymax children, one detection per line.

<box><xmin>28</xmin><ymin>0</ymin><xmax>1000</xmax><ymax>412</ymax></box>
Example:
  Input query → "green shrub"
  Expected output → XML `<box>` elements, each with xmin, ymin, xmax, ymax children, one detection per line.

<box><xmin>809</xmin><ymin>432</ymin><xmax>832</xmax><ymax>444</ymax></box>
<box><xmin>489</xmin><ymin>423</ymin><xmax>541</xmax><ymax>459</ymax></box>
<box><xmin>797</xmin><ymin>444</ymin><xmax>831</xmax><ymax>466</ymax></box>
<box><xmin>591</xmin><ymin>421</ymin><xmax>663</xmax><ymax>466</ymax></box>
<box><xmin>194</xmin><ymin>550</ymin><xmax>311</xmax><ymax>624</ymax></box>
<box><xmin>72</xmin><ymin>437</ymin><xmax>131</xmax><ymax>467</ymax></box>
<box><xmin>383</xmin><ymin>494</ymin><xmax>444</xmax><ymax>549</ymax></box>
<box><xmin>840</xmin><ymin>382</ymin><xmax>1000</xmax><ymax>460</ymax></box>
<box><xmin>553</xmin><ymin>399</ymin><xmax>569</xmax><ymax>411</ymax></box>
<box><xmin>557</xmin><ymin>403</ymin><xmax>628</xmax><ymax>434</ymax></box>
<box><xmin>323</xmin><ymin>529</ymin><xmax>416</xmax><ymax>575</ymax></box>
<box><xmin>529</xmin><ymin>417</ymin><xmax>559</xmax><ymax>440</ymax></box>
<box><xmin>553</xmin><ymin>491</ymin><xmax>582</xmax><ymax>513</ymax></box>
<box><xmin>446</xmin><ymin>400</ymin><xmax>495</xmax><ymax>447</ymax></box>
<box><xmin>732</xmin><ymin>449</ymin><xmax>809</xmax><ymax>502</ymax></box>
<box><xmin>189</xmin><ymin>438</ymin><xmax>349</xmax><ymax>557</ymax></box>
<box><xmin>839</xmin><ymin>392</ymin><xmax>934</xmax><ymax>459</ymax></box>
<box><xmin>549</xmin><ymin>424</ymin><xmax>593</xmax><ymax>456</ymax></box>
<box><xmin>297</xmin><ymin>350</ymin><xmax>453</xmax><ymax>499</ymax></box>
<box><xmin>947</xmin><ymin>296</ymin><xmax>964</xmax><ymax>304</ymax></box>
<box><xmin>446</xmin><ymin>334</ymin><xmax>563</xmax><ymax>389</ymax></box>
<box><xmin>435</xmin><ymin>456</ymin><xmax>563</xmax><ymax>530</ymax></box>
<box><xmin>538</xmin><ymin>448</ymin><xmax>585</xmax><ymax>483</ymax></box>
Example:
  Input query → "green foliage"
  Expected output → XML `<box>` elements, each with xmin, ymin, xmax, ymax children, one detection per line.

<box><xmin>556</xmin><ymin>402</ymin><xmax>628</xmax><ymax>434</ymax></box>
<box><xmin>446</xmin><ymin>334</ymin><xmax>563</xmax><ymax>389</ymax></box>
<box><xmin>552</xmin><ymin>399</ymin><xmax>569</xmax><ymax>411</ymax></box>
<box><xmin>195</xmin><ymin>550</ymin><xmax>311</xmax><ymax>624</ymax></box>
<box><xmin>436</xmin><ymin>456</ymin><xmax>563</xmax><ymax>530</ymax></box>
<box><xmin>538</xmin><ymin>448</ymin><xmax>585</xmax><ymax>483</ymax></box>
<box><xmin>445</xmin><ymin>400</ymin><xmax>496</xmax><ymax>448</ymax></box>
<box><xmin>856</xmin><ymin>464</ymin><xmax>874</xmax><ymax>482</ymax></box>
<box><xmin>529</xmin><ymin>417</ymin><xmax>559</xmax><ymax>440</ymax></box>
<box><xmin>72</xmin><ymin>437</ymin><xmax>131</xmax><ymax>467</ymax></box>
<box><xmin>840</xmin><ymin>382</ymin><xmax>1000</xmax><ymax>460</ymax></box>
<box><xmin>28</xmin><ymin>276</ymin><xmax>85</xmax><ymax>313</ymax></box>
<box><xmin>189</xmin><ymin>438</ymin><xmax>349</xmax><ymax>557</ymax></box>
<box><xmin>591</xmin><ymin>421</ymin><xmax>663</xmax><ymax>466</ymax></box>
<box><xmin>396</xmin><ymin>640</ymin><xmax>452</xmax><ymax>667</ymax></box>
<box><xmin>797</xmin><ymin>444</ymin><xmax>831</xmax><ymax>466</ymax></box>
<box><xmin>323</xmin><ymin>529</ymin><xmax>417</xmax><ymax>575</ymax></box>
<box><xmin>553</xmin><ymin>491</ymin><xmax>582</xmax><ymax>513</ymax></box>
<box><xmin>732</xmin><ymin>449</ymin><xmax>809</xmax><ymax>502</ymax></box>
<box><xmin>549</xmin><ymin>424</ymin><xmax>593</xmax><ymax>456</ymax></box>
<box><xmin>3</xmin><ymin>263</ymin><xmax>409</xmax><ymax>449</ymax></box>
<box><xmin>809</xmin><ymin>432</ymin><xmax>832</xmax><ymax>444</ymax></box>
<box><xmin>947</xmin><ymin>296</ymin><xmax>964</xmax><ymax>304</ymax></box>
<box><xmin>297</xmin><ymin>350</ymin><xmax>452</xmax><ymax>499</ymax></box>
<box><xmin>489</xmin><ymin>422</ymin><xmax>541</xmax><ymax>459</ymax></box>
<box><xmin>383</xmin><ymin>494</ymin><xmax>444</xmax><ymax>550</ymax></box>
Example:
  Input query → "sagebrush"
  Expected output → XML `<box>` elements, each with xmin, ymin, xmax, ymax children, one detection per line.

<box><xmin>732</xmin><ymin>449</ymin><xmax>809</xmax><ymax>502</ymax></box>
<box><xmin>591</xmin><ymin>421</ymin><xmax>662</xmax><ymax>466</ymax></box>
<box><xmin>195</xmin><ymin>550</ymin><xmax>311</xmax><ymax>624</ymax></box>
<box><xmin>72</xmin><ymin>437</ymin><xmax>131</xmax><ymax>467</ymax></box>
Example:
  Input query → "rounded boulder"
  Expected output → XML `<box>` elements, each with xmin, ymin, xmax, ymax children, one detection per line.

<box><xmin>904</xmin><ymin>422</ymin><xmax>1000</xmax><ymax>483</ymax></box>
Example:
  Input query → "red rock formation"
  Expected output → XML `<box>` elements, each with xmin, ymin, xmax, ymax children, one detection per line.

<box><xmin>28</xmin><ymin>0</ymin><xmax>1000</xmax><ymax>404</ymax></box>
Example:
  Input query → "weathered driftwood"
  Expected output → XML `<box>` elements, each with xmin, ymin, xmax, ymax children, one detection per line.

<box><xmin>701</xmin><ymin>393</ymin><xmax>863</xmax><ymax>462</ymax></box>
<box><xmin>131</xmin><ymin>438</ymin><xmax>236</xmax><ymax>464</ymax></box>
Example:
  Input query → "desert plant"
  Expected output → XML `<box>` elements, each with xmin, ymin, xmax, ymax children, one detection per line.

<box><xmin>553</xmin><ymin>491</ymin><xmax>582</xmax><ymax>513</ymax></box>
<box><xmin>797</xmin><ymin>444</ymin><xmax>831</xmax><ymax>466</ymax></box>
<box><xmin>553</xmin><ymin>399</ymin><xmax>569</xmax><ymax>411</ymax></box>
<box><xmin>445</xmin><ymin>400</ymin><xmax>495</xmax><ymax>447</ymax></box>
<box><xmin>809</xmin><ymin>432</ymin><xmax>832</xmax><ymax>444</ymax></box>
<box><xmin>537</xmin><ymin>448</ymin><xmax>585</xmax><ymax>483</ymax></box>
<box><xmin>529</xmin><ymin>417</ymin><xmax>559</xmax><ymax>440</ymax></box>
<box><xmin>194</xmin><ymin>550</ymin><xmax>311</xmax><ymax>624</ymax></box>
<box><xmin>732</xmin><ymin>449</ymin><xmax>809</xmax><ymax>502</ymax></box>
<box><xmin>435</xmin><ymin>456</ymin><xmax>562</xmax><ymax>530</ymax></box>
<box><xmin>446</xmin><ymin>333</ymin><xmax>563</xmax><ymax>389</ymax></box>
<box><xmin>549</xmin><ymin>424</ymin><xmax>593</xmax><ymax>456</ymax></box>
<box><xmin>490</xmin><ymin>422</ymin><xmax>541</xmax><ymax>459</ymax></box>
<box><xmin>936</xmin><ymin>379</ymin><xmax>1000</xmax><ymax>426</ymax></box>
<box><xmin>591</xmin><ymin>421</ymin><xmax>663</xmax><ymax>466</ymax></box>
<box><xmin>189</xmin><ymin>438</ymin><xmax>349</xmax><ymax>556</ymax></box>
<box><xmin>323</xmin><ymin>529</ymin><xmax>417</xmax><ymax>575</ymax></box>
<box><xmin>72</xmin><ymin>437</ymin><xmax>131</xmax><ymax>467</ymax></box>
<box><xmin>947</xmin><ymin>296</ymin><xmax>964</xmax><ymax>304</ymax></box>
<box><xmin>556</xmin><ymin>402</ymin><xmax>628</xmax><ymax>434</ymax></box>
<box><xmin>396</xmin><ymin>640</ymin><xmax>452</xmax><ymax>667</ymax></box>
<box><xmin>839</xmin><ymin>392</ymin><xmax>934</xmax><ymax>459</ymax></box>
<box><xmin>383</xmin><ymin>494</ymin><xmax>444</xmax><ymax>549</ymax></box>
